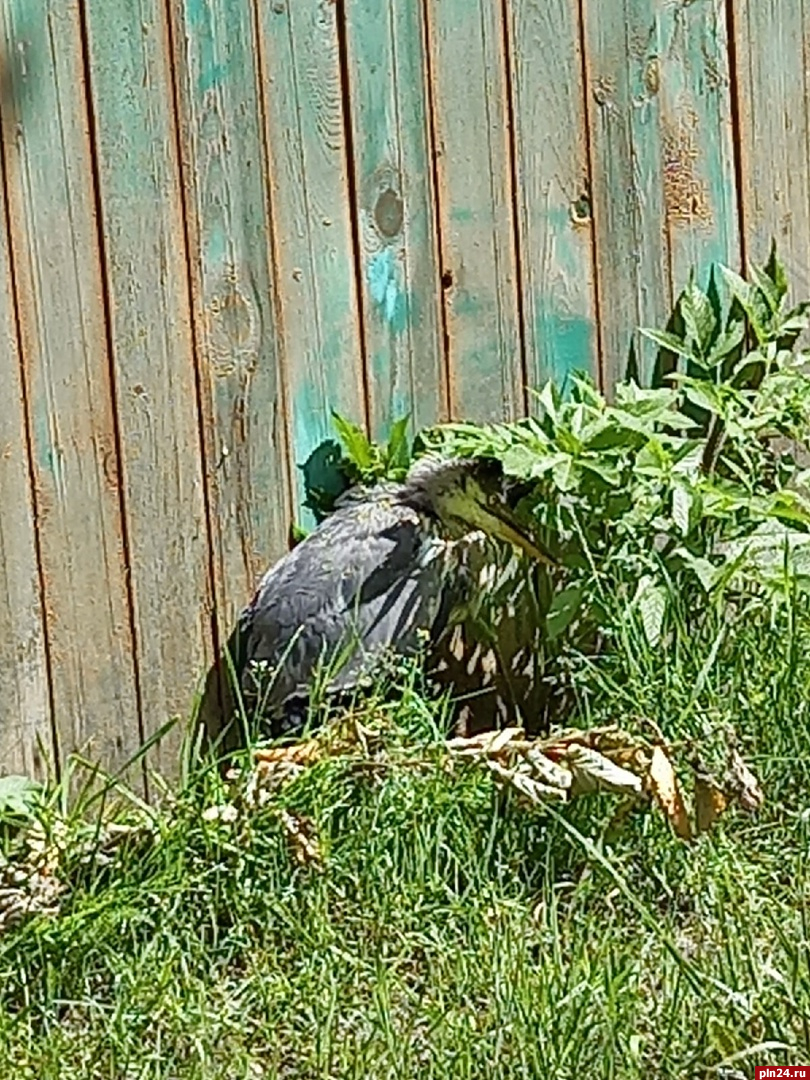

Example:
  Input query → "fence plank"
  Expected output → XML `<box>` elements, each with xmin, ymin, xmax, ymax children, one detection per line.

<box><xmin>256</xmin><ymin>0</ymin><xmax>365</xmax><ymax>514</ymax></box>
<box><xmin>657</xmin><ymin>0</ymin><xmax>739</xmax><ymax>292</ymax></box>
<box><xmin>734</xmin><ymin>0</ymin><xmax>810</xmax><ymax>293</ymax></box>
<box><xmin>584</xmin><ymin>0</ymin><xmax>670</xmax><ymax>387</ymax></box>
<box><xmin>510</xmin><ymin>0</ymin><xmax>598</xmax><ymax>392</ymax></box>
<box><xmin>172</xmin><ymin>0</ymin><xmax>291</xmax><ymax>631</ymax></box>
<box><xmin>0</xmin><ymin>0</ymin><xmax>141</xmax><ymax>778</ymax></box>
<box><xmin>426</xmin><ymin>0</ymin><xmax>523</xmax><ymax>421</ymax></box>
<box><xmin>344</xmin><ymin>0</ymin><xmax>446</xmax><ymax>440</ymax></box>
<box><xmin>584</xmin><ymin>0</ymin><xmax>739</xmax><ymax>388</ymax></box>
<box><xmin>0</xmin><ymin>177</ymin><xmax>50</xmax><ymax>778</ymax></box>
<box><xmin>84</xmin><ymin>0</ymin><xmax>212</xmax><ymax>773</ymax></box>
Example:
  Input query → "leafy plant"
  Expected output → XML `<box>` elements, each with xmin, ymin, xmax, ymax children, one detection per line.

<box><xmin>298</xmin><ymin>413</ymin><xmax>414</xmax><ymax>531</ymax></box>
<box><xmin>331</xmin><ymin>412</ymin><xmax>412</xmax><ymax>485</ymax></box>
<box><xmin>0</xmin><ymin>775</ymin><xmax>42</xmax><ymax>824</ymax></box>
<box><xmin>421</xmin><ymin>249</ymin><xmax>810</xmax><ymax>651</ymax></box>
<box><xmin>295</xmin><ymin>249</ymin><xmax>810</xmax><ymax>666</ymax></box>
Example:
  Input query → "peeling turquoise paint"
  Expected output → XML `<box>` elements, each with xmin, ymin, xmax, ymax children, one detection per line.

<box><xmin>452</xmin><ymin>287</ymin><xmax>481</xmax><ymax>318</ymax></box>
<box><xmin>367</xmin><ymin>247</ymin><xmax>408</xmax><ymax>334</ymax></box>
<box><xmin>186</xmin><ymin>0</ymin><xmax>229</xmax><ymax>95</ymax></box>
<box><xmin>198</xmin><ymin>61</ymin><xmax>229</xmax><ymax>94</ymax></box>
<box><xmin>534</xmin><ymin>307</ymin><xmax>594</xmax><ymax>391</ymax></box>
<box><xmin>33</xmin><ymin>405</ymin><xmax>53</xmax><ymax>476</ymax></box>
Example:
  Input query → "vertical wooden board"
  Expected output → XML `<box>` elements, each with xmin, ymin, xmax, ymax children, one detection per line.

<box><xmin>734</xmin><ymin>0</ymin><xmax>810</xmax><ymax>294</ymax></box>
<box><xmin>426</xmin><ymin>0</ymin><xmax>523</xmax><ymax>421</ymax></box>
<box><xmin>344</xmin><ymin>0</ymin><xmax>446</xmax><ymax>440</ymax></box>
<box><xmin>510</xmin><ymin>0</ymin><xmax>599</xmax><ymax>393</ymax></box>
<box><xmin>171</xmin><ymin>0</ymin><xmax>291</xmax><ymax>629</ymax></box>
<box><xmin>657</xmin><ymin>0</ymin><xmax>739</xmax><ymax>291</ymax></box>
<box><xmin>0</xmin><ymin>0</ymin><xmax>141</xmax><ymax>776</ymax></box>
<box><xmin>83</xmin><ymin>0</ymin><xmax>212</xmax><ymax>772</ymax></box>
<box><xmin>585</xmin><ymin>0</ymin><xmax>739</xmax><ymax>390</ymax></box>
<box><xmin>256</xmin><ymin>0</ymin><xmax>365</xmax><ymax>515</ymax></box>
<box><xmin>0</xmin><ymin>180</ymin><xmax>50</xmax><ymax>778</ymax></box>
<box><xmin>584</xmin><ymin>0</ymin><xmax>671</xmax><ymax>388</ymax></box>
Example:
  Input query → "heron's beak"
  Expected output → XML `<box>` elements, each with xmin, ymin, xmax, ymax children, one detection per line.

<box><xmin>478</xmin><ymin>503</ymin><xmax>557</xmax><ymax>566</ymax></box>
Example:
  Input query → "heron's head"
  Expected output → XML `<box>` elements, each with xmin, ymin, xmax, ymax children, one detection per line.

<box><xmin>402</xmin><ymin>456</ymin><xmax>554</xmax><ymax>565</ymax></box>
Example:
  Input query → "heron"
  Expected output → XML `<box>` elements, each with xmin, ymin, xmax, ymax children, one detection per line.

<box><xmin>235</xmin><ymin>456</ymin><xmax>556</xmax><ymax>738</ymax></box>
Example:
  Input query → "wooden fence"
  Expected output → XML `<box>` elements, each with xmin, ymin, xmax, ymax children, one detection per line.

<box><xmin>0</xmin><ymin>0</ymin><xmax>806</xmax><ymax>782</ymax></box>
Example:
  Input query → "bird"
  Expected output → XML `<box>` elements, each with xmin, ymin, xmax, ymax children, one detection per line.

<box><xmin>234</xmin><ymin>455</ymin><xmax>556</xmax><ymax>738</ymax></box>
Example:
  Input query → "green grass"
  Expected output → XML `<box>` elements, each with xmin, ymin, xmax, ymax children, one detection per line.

<box><xmin>2</xmin><ymin>590</ymin><xmax>810</xmax><ymax>1079</ymax></box>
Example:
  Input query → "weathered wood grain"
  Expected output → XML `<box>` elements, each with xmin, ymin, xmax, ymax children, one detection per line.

<box><xmin>584</xmin><ymin>0</ymin><xmax>670</xmax><ymax>387</ymax></box>
<box><xmin>256</xmin><ymin>0</ymin><xmax>365</xmax><ymax>515</ymax></box>
<box><xmin>657</xmin><ymin>0</ymin><xmax>739</xmax><ymax>291</ymax></box>
<box><xmin>734</xmin><ymin>0</ymin><xmax>810</xmax><ymax>293</ymax></box>
<box><xmin>509</xmin><ymin>0</ymin><xmax>599</xmax><ymax>392</ymax></box>
<box><xmin>425</xmin><ymin>0</ymin><xmax>523</xmax><ymax>421</ymax></box>
<box><xmin>171</xmin><ymin>0</ymin><xmax>291</xmax><ymax>632</ymax></box>
<box><xmin>0</xmin><ymin>161</ymin><xmax>50</xmax><ymax>778</ymax></box>
<box><xmin>83</xmin><ymin>0</ymin><xmax>212</xmax><ymax>773</ymax></box>
<box><xmin>584</xmin><ymin>0</ymin><xmax>739</xmax><ymax>389</ymax></box>
<box><xmin>344</xmin><ymin>0</ymin><xmax>446</xmax><ymax>440</ymax></box>
<box><xmin>0</xmin><ymin>0</ymin><xmax>141</xmax><ymax>777</ymax></box>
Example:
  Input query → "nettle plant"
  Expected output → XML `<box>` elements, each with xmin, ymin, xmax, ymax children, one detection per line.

<box><xmin>423</xmin><ymin>249</ymin><xmax>810</xmax><ymax>645</ymax></box>
<box><xmin>327</xmin><ymin>248</ymin><xmax>810</xmax><ymax>650</ymax></box>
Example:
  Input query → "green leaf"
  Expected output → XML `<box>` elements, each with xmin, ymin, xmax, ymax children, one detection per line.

<box><xmin>634</xmin><ymin>438</ymin><xmax>672</xmax><ymax>477</ymax></box>
<box><xmin>501</xmin><ymin>444</ymin><xmax>541</xmax><ymax>479</ymax></box>
<box><xmin>749</xmin><ymin>263</ymin><xmax>781</xmax><ymax>315</ymax></box>
<box><xmin>706</xmin><ymin>320</ymin><xmax>745</xmax><ymax>367</ymax></box>
<box><xmin>290</xmin><ymin>522</ymin><xmax>310</xmax><ymax>546</ymax></box>
<box><xmin>634</xmin><ymin>578</ymin><xmax>667</xmax><ymax>648</ymax></box>
<box><xmin>529</xmin><ymin>452</ymin><xmax>571</xmax><ymax>480</ymax></box>
<box><xmin>679</xmin><ymin>380</ymin><xmax>727</xmax><ymax>417</ymax></box>
<box><xmin>672</xmin><ymin>485</ymin><xmax>691</xmax><ymax>535</ymax></box>
<box><xmin>551</xmin><ymin>455</ymin><xmax>577</xmax><ymax>492</ymax></box>
<box><xmin>614</xmin><ymin>383</ymin><xmax>679</xmax><ymax>419</ymax></box>
<box><xmin>719</xmin><ymin>265</ymin><xmax>770</xmax><ymax>344</ymax></box>
<box><xmin>580</xmin><ymin>458</ymin><xmax>623</xmax><ymax>486</ymax></box>
<box><xmin>569</xmin><ymin>373</ymin><xmax>604</xmax><ymax>408</ymax></box>
<box><xmin>765</xmin><ymin>240</ymin><xmax>789</xmax><ymax>304</ymax></box>
<box><xmin>681</xmin><ymin>276</ymin><xmax>716</xmax><ymax>354</ymax></box>
<box><xmin>0</xmin><ymin>775</ymin><xmax>43</xmax><ymax>819</ymax></box>
<box><xmin>639</xmin><ymin>327</ymin><xmax>697</xmax><ymax>361</ymax></box>
<box><xmin>533</xmin><ymin>381</ymin><xmax>561</xmax><ymax>425</ymax></box>
<box><xmin>584</xmin><ymin>419</ymin><xmax>648</xmax><ymax>452</ymax></box>
<box><xmin>384</xmin><ymin>415</ymin><xmax>411</xmax><ymax>474</ymax></box>
<box><xmin>779</xmin><ymin>303</ymin><xmax>810</xmax><ymax>336</ymax></box>
<box><xmin>678</xmin><ymin>551</ymin><xmax>720</xmax><ymax>593</ymax></box>
<box><xmin>546</xmin><ymin>586</ymin><xmax>584</xmax><ymax>641</ymax></box>
<box><xmin>670</xmin><ymin>440</ymin><xmax>705</xmax><ymax>477</ymax></box>
<box><xmin>332</xmin><ymin>412</ymin><xmax>375</xmax><ymax>471</ymax></box>
<box><xmin>719</xmin><ymin>265</ymin><xmax>753</xmax><ymax>308</ymax></box>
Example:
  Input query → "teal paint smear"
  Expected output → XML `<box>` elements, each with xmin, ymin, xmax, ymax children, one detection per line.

<box><xmin>534</xmin><ymin>308</ymin><xmax>595</xmax><ymax>394</ymax></box>
<box><xmin>198</xmin><ymin>61</ymin><xmax>229</xmax><ymax>94</ymax></box>
<box><xmin>33</xmin><ymin>404</ymin><xmax>53</xmax><ymax>476</ymax></box>
<box><xmin>186</xmin><ymin>0</ymin><xmax>229</xmax><ymax>95</ymax></box>
<box><xmin>367</xmin><ymin>248</ymin><xmax>408</xmax><ymax>335</ymax></box>
<box><xmin>452</xmin><ymin>288</ymin><xmax>481</xmax><ymax>318</ymax></box>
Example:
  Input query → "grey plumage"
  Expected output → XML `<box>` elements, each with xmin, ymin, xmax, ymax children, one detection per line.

<box><xmin>237</xmin><ymin>456</ymin><xmax>551</xmax><ymax>736</ymax></box>
<box><xmin>241</xmin><ymin>492</ymin><xmax>460</xmax><ymax>724</ymax></box>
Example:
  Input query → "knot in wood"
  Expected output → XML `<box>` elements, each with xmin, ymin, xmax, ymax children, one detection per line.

<box><xmin>570</xmin><ymin>194</ymin><xmax>592</xmax><ymax>225</ymax></box>
<box><xmin>644</xmin><ymin>58</ymin><xmax>660</xmax><ymax>96</ymax></box>
<box><xmin>205</xmin><ymin>279</ymin><xmax>259</xmax><ymax>377</ymax></box>
<box><xmin>592</xmin><ymin>78</ymin><xmax>614</xmax><ymax>107</ymax></box>
<box><xmin>374</xmin><ymin>188</ymin><xmax>404</xmax><ymax>239</ymax></box>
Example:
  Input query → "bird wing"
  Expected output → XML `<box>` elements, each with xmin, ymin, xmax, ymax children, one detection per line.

<box><xmin>240</xmin><ymin>498</ymin><xmax>457</xmax><ymax>710</ymax></box>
